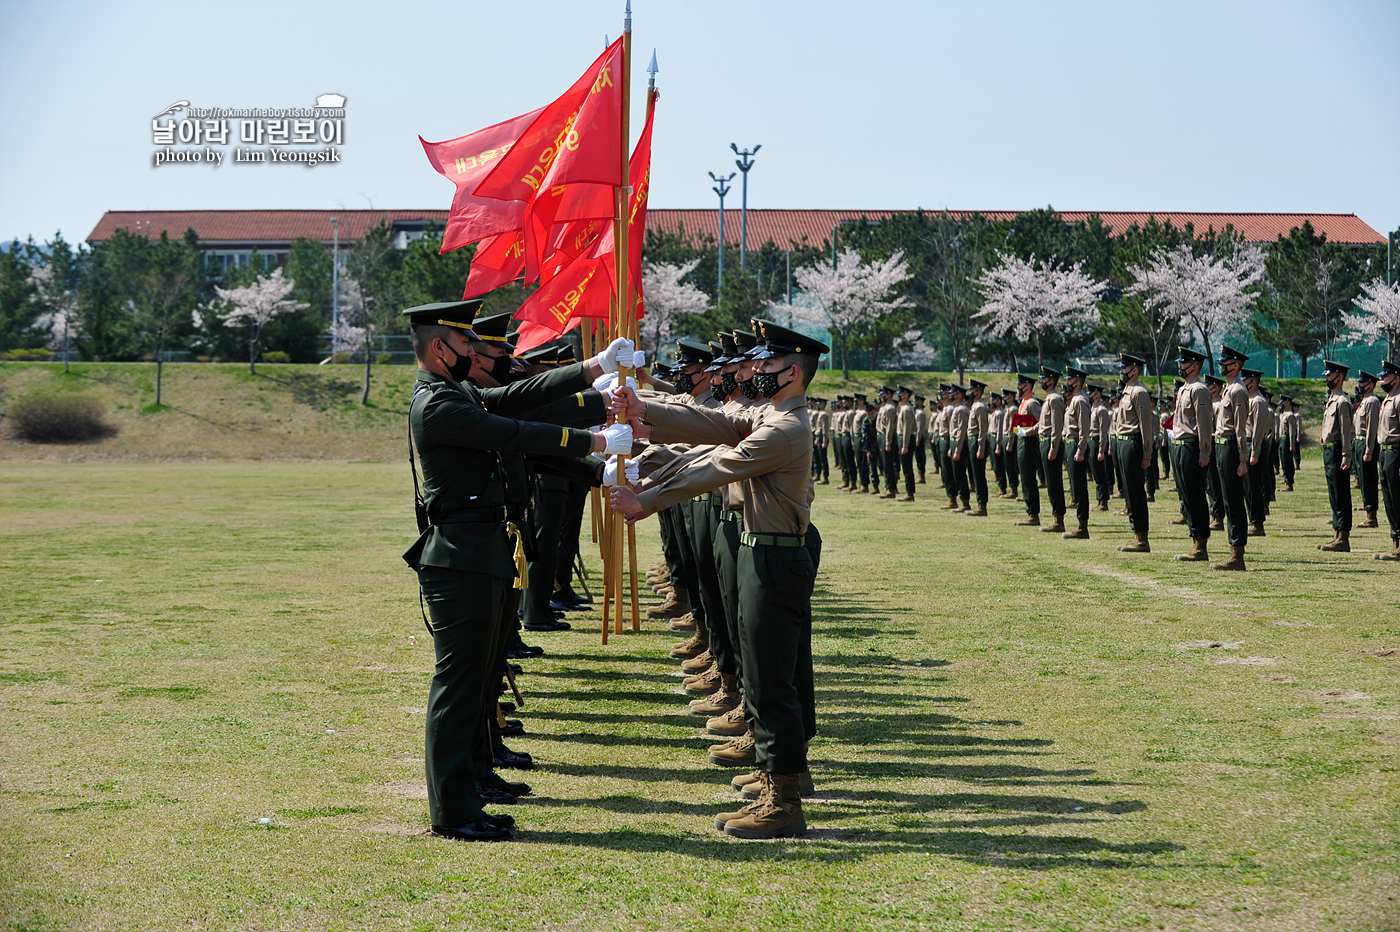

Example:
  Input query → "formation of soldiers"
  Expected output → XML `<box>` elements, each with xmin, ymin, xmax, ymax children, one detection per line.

<box><xmin>810</xmin><ymin>348</ymin><xmax>1400</xmax><ymax>567</ymax></box>
<box><xmin>402</xmin><ymin>298</ymin><xmax>1399</xmax><ymax>846</ymax></box>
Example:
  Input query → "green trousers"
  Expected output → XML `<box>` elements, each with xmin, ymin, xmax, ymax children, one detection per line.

<box><xmin>1040</xmin><ymin>438</ymin><xmax>1066</xmax><ymax>519</ymax></box>
<box><xmin>1018</xmin><ymin>433</ymin><xmax>1041</xmax><ymax>517</ymax></box>
<box><xmin>1323</xmin><ymin>444</ymin><xmax>1352</xmax><ymax>532</ymax></box>
<box><xmin>1112</xmin><ymin>436</ymin><xmax>1149</xmax><ymax>532</ymax></box>
<box><xmin>692</xmin><ymin>499</ymin><xmax>734</xmax><ymax>677</ymax></box>
<box><xmin>1171</xmin><ymin>439</ymin><xmax>1212</xmax><ymax>540</ymax></box>
<box><xmin>737</xmin><ymin>539</ymin><xmax>816</xmax><ymax>774</ymax></box>
<box><xmin>418</xmin><ymin>566</ymin><xmax>507</xmax><ymax>827</ymax></box>
<box><xmin>1380</xmin><ymin>447</ymin><xmax>1400</xmax><ymax>542</ymax></box>
<box><xmin>1064</xmin><ymin>439</ymin><xmax>1089</xmax><ymax>523</ymax></box>
<box><xmin>1214</xmin><ymin>439</ymin><xmax>1248</xmax><ymax>548</ymax></box>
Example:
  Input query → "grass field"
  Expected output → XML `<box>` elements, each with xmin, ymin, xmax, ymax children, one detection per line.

<box><xmin>2</xmin><ymin>453</ymin><xmax>1398</xmax><ymax>928</ymax></box>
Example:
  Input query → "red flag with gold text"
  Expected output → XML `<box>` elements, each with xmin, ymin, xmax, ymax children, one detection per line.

<box><xmin>419</xmin><ymin>108</ymin><xmax>543</xmax><ymax>253</ymax></box>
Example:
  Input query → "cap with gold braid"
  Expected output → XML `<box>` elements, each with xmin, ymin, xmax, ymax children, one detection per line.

<box><xmin>468</xmin><ymin>310</ymin><xmax>515</xmax><ymax>349</ymax></box>
<box><xmin>402</xmin><ymin>299</ymin><xmax>483</xmax><ymax>340</ymax></box>
<box><xmin>749</xmin><ymin>319</ymin><xmax>829</xmax><ymax>358</ymax></box>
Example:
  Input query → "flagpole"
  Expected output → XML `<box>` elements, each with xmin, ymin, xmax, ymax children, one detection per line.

<box><xmin>606</xmin><ymin>1</ymin><xmax>634</xmax><ymax>638</ymax></box>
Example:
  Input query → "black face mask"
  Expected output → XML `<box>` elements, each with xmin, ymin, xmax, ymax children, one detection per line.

<box><xmin>721</xmin><ymin>371</ymin><xmax>738</xmax><ymax>397</ymax></box>
<box><xmin>753</xmin><ymin>368</ymin><xmax>791</xmax><ymax>399</ymax></box>
<box><xmin>738</xmin><ymin>376</ymin><xmax>759</xmax><ymax>399</ymax></box>
<box><xmin>440</xmin><ymin>343</ymin><xmax>474</xmax><ymax>382</ymax></box>
<box><xmin>674</xmin><ymin>369</ymin><xmax>696</xmax><ymax>393</ymax></box>
<box><xmin>709</xmin><ymin>381</ymin><xmax>728</xmax><ymax>403</ymax></box>
<box><xmin>487</xmin><ymin>353</ymin><xmax>514</xmax><ymax>384</ymax></box>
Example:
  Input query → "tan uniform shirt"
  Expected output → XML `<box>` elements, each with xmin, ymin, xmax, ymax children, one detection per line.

<box><xmin>1356</xmin><ymin>393</ymin><xmax>1381</xmax><ymax>459</ymax></box>
<box><xmin>876</xmin><ymin>401</ymin><xmax>897</xmax><ymax>447</ymax></box>
<box><xmin>1018</xmin><ymin>394</ymin><xmax>1042</xmax><ymax>439</ymax></box>
<box><xmin>936</xmin><ymin>405</ymin><xmax>951</xmax><ymax>439</ymax></box>
<box><xmin>1092</xmin><ymin>403</ymin><xmax>1112</xmax><ymax>449</ymax></box>
<box><xmin>638</xmin><ymin>394</ymin><xmax>814</xmax><ymax>535</ymax></box>
<box><xmin>1063</xmin><ymin>390</ymin><xmax>1091</xmax><ymax>450</ymax></box>
<box><xmin>851</xmin><ymin>408</ymin><xmax>867</xmax><ymax>444</ymax></box>
<box><xmin>1280</xmin><ymin>409</ymin><xmax>1300</xmax><ymax>446</ymax></box>
<box><xmin>949</xmin><ymin>401</ymin><xmax>971</xmax><ymax>450</ymax></box>
<box><xmin>1173</xmin><ymin>378</ymin><xmax>1213</xmax><ymax>446</ymax></box>
<box><xmin>914</xmin><ymin>407</ymin><xmax>928</xmax><ymax>442</ymax></box>
<box><xmin>1320</xmin><ymin>391</ymin><xmax>1355</xmax><ymax>465</ymax></box>
<box><xmin>1246</xmin><ymin>391</ymin><xmax>1273</xmax><ymax>458</ymax></box>
<box><xmin>1215</xmin><ymin>378</ymin><xmax>1249</xmax><ymax>442</ymax></box>
<box><xmin>968</xmin><ymin>398</ymin><xmax>990</xmax><ymax>456</ymax></box>
<box><xmin>897</xmin><ymin>402</ymin><xmax>916</xmax><ymax>449</ymax></box>
<box><xmin>1117</xmin><ymin>379</ymin><xmax>1155</xmax><ymax>448</ymax></box>
<box><xmin>1377</xmin><ymin>391</ymin><xmax>1400</xmax><ymax>444</ymax></box>
<box><xmin>1037</xmin><ymin>391</ymin><xmax>1065</xmax><ymax>456</ymax></box>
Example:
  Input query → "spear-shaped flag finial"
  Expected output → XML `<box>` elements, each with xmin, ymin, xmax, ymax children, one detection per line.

<box><xmin>625</xmin><ymin>0</ymin><xmax>632</xmax><ymax>33</ymax></box>
<box><xmin>647</xmin><ymin>49</ymin><xmax>658</xmax><ymax>91</ymax></box>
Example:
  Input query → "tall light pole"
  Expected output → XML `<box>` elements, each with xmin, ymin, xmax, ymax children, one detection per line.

<box><xmin>330</xmin><ymin>216</ymin><xmax>339</xmax><ymax>352</ymax></box>
<box><xmin>730</xmin><ymin>143</ymin><xmax>760</xmax><ymax>270</ymax></box>
<box><xmin>709</xmin><ymin>171</ymin><xmax>735</xmax><ymax>294</ymax></box>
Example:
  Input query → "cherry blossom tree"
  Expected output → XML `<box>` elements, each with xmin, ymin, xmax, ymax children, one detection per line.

<box><xmin>29</xmin><ymin>264</ymin><xmax>81</xmax><ymax>373</ymax></box>
<box><xmin>1342</xmin><ymin>278</ymin><xmax>1400</xmax><ymax>358</ymax></box>
<box><xmin>640</xmin><ymin>260</ymin><xmax>710</xmax><ymax>360</ymax></box>
<box><xmin>1127</xmin><ymin>242</ymin><xmax>1264</xmax><ymax>374</ymax></box>
<box><xmin>790</xmin><ymin>248</ymin><xmax>912</xmax><ymax>379</ymax></box>
<box><xmin>975</xmin><ymin>253</ymin><xmax>1104</xmax><ymax>368</ymax></box>
<box><xmin>214</xmin><ymin>268</ymin><xmax>307</xmax><ymax>374</ymax></box>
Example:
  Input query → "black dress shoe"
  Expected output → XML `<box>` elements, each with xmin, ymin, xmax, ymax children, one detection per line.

<box><xmin>506</xmin><ymin>648</ymin><xmax>531</xmax><ymax>660</ymax></box>
<box><xmin>498</xmin><ymin>700</ymin><xmax>516</xmax><ymax>713</ymax></box>
<box><xmin>558</xmin><ymin>589</ymin><xmax>590</xmax><ymax>605</ymax></box>
<box><xmin>475</xmin><ymin>779</ymin><xmax>517</xmax><ymax>805</ymax></box>
<box><xmin>493</xmin><ymin>748</ymin><xmax>534</xmax><ymax>770</ymax></box>
<box><xmin>516</xmin><ymin>642</ymin><xmax>544</xmax><ymax>656</ymax></box>
<box><xmin>431</xmin><ymin>821</ymin><xmax>512</xmax><ymax>842</ymax></box>
<box><xmin>496</xmin><ymin>720</ymin><xmax>525</xmax><ymax>738</ymax></box>
<box><xmin>508</xmin><ymin>662</ymin><xmax>523</xmax><ymax>676</ymax></box>
<box><xmin>478</xmin><ymin>812</ymin><xmax>515</xmax><ymax>829</ymax></box>
<box><xmin>522</xmin><ymin>618</ymin><xmax>571</xmax><ymax>632</ymax></box>
<box><xmin>485</xmin><ymin>771</ymin><xmax>532</xmax><ymax>797</ymax></box>
<box><xmin>550</xmin><ymin>599</ymin><xmax>587</xmax><ymax>612</ymax></box>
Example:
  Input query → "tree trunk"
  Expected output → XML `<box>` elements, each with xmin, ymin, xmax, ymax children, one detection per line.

<box><xmin>840</xmin><ymin>331</ymin><xmax>850</xmax><ymax>381</ymax></box>
<box><xmin>1299</xmin><ymin>355</ymin><xmax>1309</xmax><ymax>379</ymax></box>
<box><xmin>870</xmin><ymin>345</ymin><xmax>879</xmax><ymax>370</ymax></box>
<box><xmin>1035</xmin><ymin>331</ymin><xmax>1044</xmax><ymax>369</ymax></box>
<box><xmin>156</xmin><ymin>358</ymin><xmax>163</xmax><ymax>405</ymax></box>
<box><xmin>250</xmin><ymin>336</ymin><xmax>258</xmax><ymax>375</ymax></box>
<box><xmin>1202</xmin><ymin>333</ymin><xmax>1215</xmax><ymax>377</ymax></box>
<box><xmin>361</xmin><ymin>332</ymin><xmax>373</xmax><ymax>406</ymax></box>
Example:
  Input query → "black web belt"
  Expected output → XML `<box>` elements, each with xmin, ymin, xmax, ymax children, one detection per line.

<box><xmin>432</xmin><ymin>504</ymin><xmax>526</xmax><ymax>525</ymax></box>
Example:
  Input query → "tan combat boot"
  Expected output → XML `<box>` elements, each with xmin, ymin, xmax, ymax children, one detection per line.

<box><xmin>1014</xmin><ymin>514</ymin><xmax>1041</xmax><ymax>527</ymax></box>
<box><xmin>681</xmin><ymin>649</ymin><xmax>713</xmax><ymax>673</ymax></box>
<box><xmin>722</xmin><ymin>772</ymin><xmax>807</xmax><ymax>838</ymax></box>
<box><xmin>670</xmin><ymin>633</ymin><xmax>708</xmax><ymax>659</ymax></box>
<box><xmin>739</xmin><ymin>770</ymin><xmax>815</xmax><ymax>800</ymax></box>
<box><xmin>1063</xmin><ymin>519</ymin><xmax>1089</xmax><ymax>540</ymax></box>
<box><xmin>1096</xmin><ymin>500</ymin><xmax>1109</xmax><ymax>512</ymax></box>
<box><xmin>966</xmin><ymin>504</ymin><xmax>987</xmax><ymax>516</ymax></box>
<box><xmin>879</xmin><ymin>490</ymin><xmax>896</xmax><ymax>499</ymax></box>
<box><xmin>647</xmin><ymin>586</ymin><xmax>691</xmax><ymax>619</ymax></box>
<box><xmin>1171</xmin><ymin>514</ymin><xmax>1188</xmax><ymax>525</ymax></box>
<box><xmin>859</xmin><ymin>485</ymin><xmax>869</xmax><ymax>494</ymax></box>
<box><xmin>1212</xmin><ymin>545</ymin><xmax>1247</xmax><ymax>571</ymax></box>
<box><xmin>960</xmin><ymin>495</ymin><xmax>971</xmax><ymax>511</ymax></box>
<box><xmin>1115</xmin><ymin>507</ymin><xmax>1130</xmax><ymax>517</ymax></box>
<box><xmin>708</xmin><ymin>705</ymin><xmax>748</xmax><ymax>737</ymax></box>
<box><xmin>1117</xmin><ymin>530</ymin><xmax>1151</xmax><ymax>553</ymax></box>
<box><xmin>1318</xmin><ymin>530</ymin><xmax>1351</xmax><ymax>552</ymax></box>
<box><xmin>870</xmin><ymin>485</ymin><xmax>884</xmax><ymax>495</ymax></box>
<box><xmin>1175</xmin><ymin>538</ymin><xmax>1209</xmax><ymax>562</ymax></box>
<box><xmin>1284</xmin><ymin>483</ymin><xmax>1294</xmax><ymax>492</ymax></box>
<box><xmin>1375</xmin><ymin>541</ymin><xmax>1400</xmax><ymax>561</ymax></box>
<box><xmin>1210</xmin><ymin>516</ymin><xmax>1225</xmax><ymax>531</ymax></box>
<box><xmin>1248</xmin><ymin>522</ymin><xmax>1266</xmax><ymax>537</ymax></box>
<box><xmin>941</xmin><ymin>496</ymin><xmax>959</xmax><ymax>510</ymax></box>
<box><xmin>1147</xmin><ymin>491</ymin><xmax>1156</xmax><ymax>502</ymax></box>
<box><xmin>689</xmin><ymin>675</ymin><xmax>740</xmax><ymax>716</ymax></box>
<box><xmin>683</xmin><ymin>663</ymin><xmax>722</xmax><ymax>696</ymax></box>
<box><xmin>1041</xmin><ymin>517</ymin><xmax>1066</xmax><ymax>534</ymax></box>
<box><xmin>917</xmin><ymin>473</ymin><xmax>926</xmax><ymax>484</ymax></box>
<box><xmin>897</xmin><ymin>494</ymin><xmax>915</xmax><ymax>502</ymax></box>
<box><xmin>1363</xmin><ymin>510</ymin><xmax>1379</xmax><ymax>528</ymax></box>
<box><xmin>707</xmin><ymin>731</ymin><xmax>756</xmax><ymax>767</ymax></box>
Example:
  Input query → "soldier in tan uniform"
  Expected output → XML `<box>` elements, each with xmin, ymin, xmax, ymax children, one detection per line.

<box><xmin>1113</xmin><ymin>353</ymin><xmax>1155</xmax><ymax>553</ymax></box>
<box><xmin>811</xmin><ymin>398</ymin><xmax>830</xmax><ymax>485</ymax></box>
<box><xmin>896</xmin><ymin>386</ymin><xmax>917</xmax><ymax>501</ymax></box>
<box><xmin>1242</xmin><ymin>368</ymin><xmax>1273</xmax><ymax>537</ymax></box>
<box><xmin>1089</xmin><ymin>384</ymin><xmax>1112</xmax><ymax>509</ymax></box>
<box><xmin>1211</xmin><ymin>349</ymin><xmax>1251</xmax><ymax>569</ymax></box>
<box><xmin>1013</xmin><ymin>373</ymin><xmax>1043</xmax><ymax>526</ymax></box>
<box><xmin>1374</xmin><ymin>360</ymin><xmax>1400</xmax><ymax>560</ymax></box>
<box><xmin>1036</xmin><ymin>366</ymin><xmax>1067</xmax><ymax>534</ymax></box>
<box><xmin>610</xmin><ymin>322</ymin><xmax>828</xmax><ymax>840</ymax></box>
<box><xmin>851</xmin><ymin>393</ymin><xmax>870</xmax><ymax>493</ymax></box>
<box><xmin>1278</xmin><ymin>395</ymin><xmax>1300</xmax><ymax>491</ymax></box>
<box><xmin>1060</xmin><ymin>366</ymin><xmax>1092</xmax><ymax>538</ymax></box>
<box><xmin>965</xmin><ymin>380</ymin><xmax>991</xmax><ymax>515</ymax></box>
<box><xmin>876</xmin><ymin>386</ymin><xmax>898</xmax><ymax>497</ymax></box>
<box><xmin>946</xmin><ymin>384</ymin><xmax>972</xmax><ymax>511</ymax></box>
<box><xmin>1170</xmin><ymin>349</ymin><xmax>1216</xmax><ymax>562</ymax></box>
<box><xmin>988</xmin><ymin>393</ymin><xmax>1006</xmax><ymax>497</ymax></box>
<box><xmin>1353</xmin><ymin>371</ymin><xmax>1382</xmax><ymax>528</ymax></box>
<box><xmin>1000</xmin><ymin>388</ymin><xmax>1021</xmax><ymax>499</ymax></box>
<box><xmin>1318</xmin><ymin>360</ymin><xmax>1356</xmax><ymax>552</ymax></box>
<box><xmin>913</xmin><ymin>395</ymin><xmax>928</xmax><ymax>484</ymax></box>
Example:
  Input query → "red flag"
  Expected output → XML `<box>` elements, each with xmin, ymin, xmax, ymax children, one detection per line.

<box><xmin>625</xmin><ymin>103</ymin><xmax>655</xmax><ymax>320</ymax></box>
<box><xmin>420</xmin><ymin>108</ymin><xmax>543</xmax><ymax>252</ymax></box>
<box><xmin>513</xmin><ymin>316</ymin><xmax>581</xmax><ymax>354</ymax></box>
<box><xmin>514</xmin><ymin>245</ymin><xmax>615</xmax><ymax>332</ymax></box>
<box><xmin>474</xmin><ymin>39</ymin><xmax>624</xmax><ymax>202</ymax></box>
<box><xmin>461</xmin><ymin>230</ymin><xmax>526</xmax><ymax>299</ymax></box>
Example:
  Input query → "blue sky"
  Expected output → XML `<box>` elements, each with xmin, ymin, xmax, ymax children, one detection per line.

<box><xmin>1</xmin><ymin>0</ymin><xmax>1396</xmax><ymax>246</ymax></box>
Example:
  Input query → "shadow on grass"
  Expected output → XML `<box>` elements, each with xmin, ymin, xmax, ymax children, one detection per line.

<box><xmin>254</xmin><ymin>370</ymin><xmax>360</xmax><ymax>411</ymax></box>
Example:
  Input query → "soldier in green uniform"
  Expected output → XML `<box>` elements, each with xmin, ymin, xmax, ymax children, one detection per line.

<box><xmin>403</xmin><ymin>301</ymin><xmax>634</xmax><ymax>842</ymax></box>
<box><xmin>610</xmin><ymin>323</ymin><xmax>828</xmax><ymax>839</ymax></box>
<box><xmin>852</xmin><ymin>393</ymin><xmax>871</xmax><ymax>493</ymax></box>
<box><xmin>1317</xmin><ymin>361</ymin><xmax>1355</xmax><ymax>552</ymax></box>
<box><xmin>877</xmin><ymin>386</ymin><xmax>899</xmax><ymax>498</ymax></box>
<box><xmin>1278</xmin><ymin>395</ymin><xmax>1299</xmax><ymax>491</ymax></box>
<box><xmin>1375</xmin><ymin>360</ymin><xmax>1400</xmax><ymax>561</ymax></box>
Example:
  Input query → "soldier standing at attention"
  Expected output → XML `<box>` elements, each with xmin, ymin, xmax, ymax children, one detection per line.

<box><xmin>936</xmin><ymin>386</ymin><xmax>954</xmax><ymax>498</ymax></box>
<box><xmin>988</xmin><ymin>393</ymin><xmax>1007</xmax><ymax>498</ymax></box>
<box><xmin>1278</xmin><ymin>395</ymin><xmax>1299</xmax><ymax>491</ymax></box>
<box><xmin>851</xmin><ymin>393</ymin><xmax>870</xmax><ymax>493</ymax></box>
<box><xmin>1088</xmin><ymin>384</ymin><xmax>1112</xmax><ymax>511</ymax></box>
<box><xmin>1060</xmin><ymin>367</ymin><xmax>1092</xmax><ymax>539</ymax></box>
<box><xmin>1318</xmin><ymin>361</ymin><xmax>1356</xmax><ymax>552</ymax></box>
<box><xmin>946</xmin><ymin>384</ymin><xmax>972</xmax><ymax>511</ymax></box>
<box><xmin>965</xmin><ymin>380</ymin><xmax>991</xmax><ymax>516</ymax></box>
<box><xmin>1242</xmin><ymin>368</ymin><xmax>1273</xmax><ymax>537</ymax></box>
<box><xmin>1036</xmin><ymin>366</ymin><xmax>1067</xmax><ymax>534</ymax></box>
<box><xmin>812</xmin><ymin>398</ymin><xmax>831</xmax><ymax>485</ymax></box>
<box><xmin>998</xmin><ymin>389</ymin><xmax>1018</xmax><ymax>500</ymax></box>
<box><xmin>832</xmin><ymin>397</ymin><xmax>850</xmax><ymax>490</ymax></box>
<box><xmin>896</xmin><ymin>386</ymin><xmax>917</xmax><ymax>501</ymax></box>
<box><xmin>1210</xmin><ymin>348</ymin><xmax>1251</xmax><ymax>569</ymax></box>
<box><xmin>1374</xmin><ymin>360</ymin><xmax>1400</xmax><ymax>561</ymax></box>
<box><xmin>1113</xmin><ymin>353</ymin><xmax>1155</xmax><ymax>553</ymax></box>
<box><xmin>1170</xmin><ymin>349</ymin><xmax>1215</xmax><ymax>563</ymax></box>
<box><xmin>913</xmin><ymin>395</ymin><xmax>929</xmax><ymax>484</ymax></box>
<box><xmin>877</xmin><ymin>386</ymin><xmax>899</xmax><ymax>499</ymax></box>
<box><xmin>1014</xmin><ymin>373</ymin><xmax>1043</xmax><ymax>526</ymax></box>
<box><xmin>1353</xmin><ymin>371</ymin><xmax>1382</xmax><ymax>528</ymax></box>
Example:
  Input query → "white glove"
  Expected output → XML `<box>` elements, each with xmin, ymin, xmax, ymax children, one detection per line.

<box><xmin>592</xmin><ymin>371</ymin><xmax>637</xmax><ymax>393</ymax></box>
<box><xmin>631</xmin><ymin>350</ymin><xmax>646</xmax><ymax>369</ymax></box>
<box><xmin>600</xmin><ymin>422</ymin><xmax>634</xmax><ymax>454</ymax></box>
<box><xmin>601</xmin><ymin>456</ymin><xmax>640</xmax><ymax>487</ymax></box>
<box><xmin>598</xmin><ymin>337</ymin><xmax>636</xmax><ymax>374</ymax></box>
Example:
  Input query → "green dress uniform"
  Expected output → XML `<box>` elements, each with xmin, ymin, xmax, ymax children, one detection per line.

<box><xmin>1089</xmin><ymin>392</ymin><xmax>1112</xmax><ymax>506</ymax></box>
<box><xmin>852</xmin><ymin>400</ymin><xmax>870</xmax><ymax>491</ymax></box>
<box><xmin>405</xmin><ymin>362</ymin><xmax>598</xmax><ymax>829</ymax></box>
<box><xmin>1279</xmin><ymin>402</ymin><xmax>1299</xmax><ymax>489</ymax></box>
<box><xmin>897</xmin><ymin>391</ymin><xmax>917</xmax><ymax>498</ymax></box>
<box><xmin>877</xmin><ymin>392</ymin><xmax>899</xmax><ymax>495</ymax></box>
<box><xmin>914</xmin><ymin>400</ymin><xmax>929</xmax><ymax>482</ymax></box>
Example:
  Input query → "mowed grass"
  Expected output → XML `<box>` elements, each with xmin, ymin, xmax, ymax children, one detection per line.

<box><xmin>1</xmin><ymin>460</ymin><xmax>1398</xmax><ymax>931</ymax></box>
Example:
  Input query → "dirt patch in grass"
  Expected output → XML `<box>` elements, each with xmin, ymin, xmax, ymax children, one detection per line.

<box><xmin>382</xmin><ymin>780</ymin><xmax>429</xmax><ymax>800</ymax></box>
<box><xmin>1173</xmin><ymin>640</ymin><xmax>1242</xmax><ymax>650</ymax></box>
<box><xmin>1316</xmin><ymin>689</ymin><xmax>1369</xmax><ymax>701</ymax></box>
<box><xmin>1216</xmin><ymin>656</ymin><xmax>1279</xmax><ymax>665</ymax></box>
